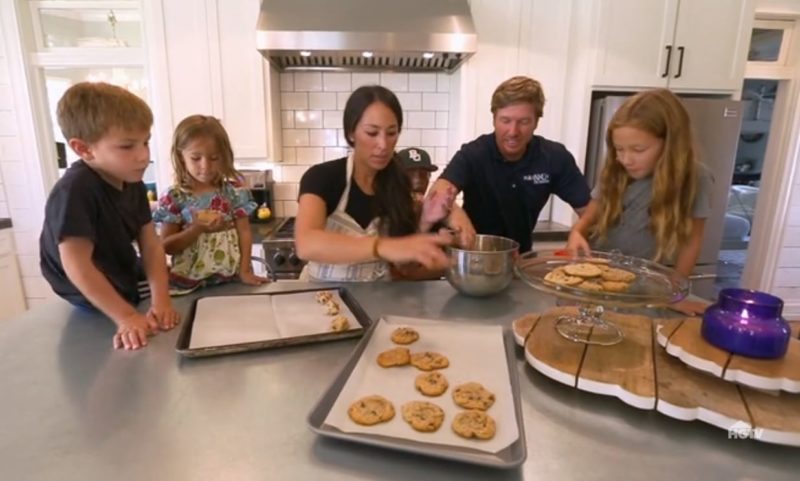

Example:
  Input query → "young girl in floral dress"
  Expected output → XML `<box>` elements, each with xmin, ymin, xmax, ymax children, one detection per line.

<box><xmin>153</xmin><ymin>115</ymin><xmax>268</xmax><ymax>291</ymax></box>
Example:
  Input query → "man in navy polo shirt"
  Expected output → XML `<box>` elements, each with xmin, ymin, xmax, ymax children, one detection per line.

<box><xmin>432</xmin><ymin>76</ymin><xmax>591</xmax><ymax>253</ymax></box>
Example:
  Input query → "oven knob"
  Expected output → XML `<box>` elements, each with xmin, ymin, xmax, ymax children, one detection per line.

<box><xmin>272</xmin><ymin>252</ymin><xmax>286</xmax><ymax>266</ymax></box>
<box><xmin>288</xmin><ymin>253</ymin><xmax>301</xmax><ymax>266</ymax></box>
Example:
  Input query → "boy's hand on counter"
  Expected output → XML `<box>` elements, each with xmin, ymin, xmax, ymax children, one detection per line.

<box><xmin>240</xmin><ymin>270</ymin><xmax>269</xmax><ymax>286</ymax></box>
<box><xmin>113</xmin><ymin>312</ymin><xmax>156</xmax><ymax>350</ymax></box>
<box><xmin>147</xmin><ymin>302</ymin><xmax>181</xmax><ymax>331</ymax></box>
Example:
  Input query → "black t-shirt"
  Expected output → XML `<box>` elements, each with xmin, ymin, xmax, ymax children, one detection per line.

<box><xmin>298</xmin><ymin>157</ymin><xmax>376</xmax><ymax>229</ymax></box>
<box><xmin>441</xmin><ymin>133</ymin><xmax>590</xmax><ymax>252</ymax></box>
<box><xmin>39</xmin><ymin>160</ymin><xmax>152</xmax><ymax>307</ymax></box>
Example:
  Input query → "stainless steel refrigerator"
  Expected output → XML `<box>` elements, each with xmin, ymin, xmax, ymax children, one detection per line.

<box><xmin>585</xmin><ymin>95</ymin><xmax>744</xmax><ymax>299</ymax></box>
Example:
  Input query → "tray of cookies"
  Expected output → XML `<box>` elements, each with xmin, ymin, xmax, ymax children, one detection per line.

<box><xmin>175</xmin><ymin>287</ymin><xmax>371</xmax><ymax>357</ymax></box>
<box><xmin>307</xmin><ymin>316</ymin><xmax>526</xmax><ymax>468</ymax></box>
<box><xmin>515</xmin><ymin>249</ymin><xmax>689</xmax><ymax>307</ymax></box>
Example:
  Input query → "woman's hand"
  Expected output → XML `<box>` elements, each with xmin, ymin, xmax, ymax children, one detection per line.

<box><xmin>445</xmin><ymin>206</ymin><xmax>476</xmax><ymax>248</ymax></box>
<box><xmin>377</xmin><ymin>231</ymin><xmax>454</xmax><ymax>271</ymax></box>
<box><xmin>420</xmin><ymin>186</ymin><xmax>455</xmax><ymax>228</ymax></box>
<box><xmin>566</xmin><ymin>230</ymin><xmax>591</xmax><ymax>256</ymax></box>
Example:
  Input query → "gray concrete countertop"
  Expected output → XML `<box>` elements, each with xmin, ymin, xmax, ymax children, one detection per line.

<box><xmin>0</xmin><ymin>218</ymin><xmax>12</xmax><ymax>230</ymax></box>
<box><xmin>0</xmin><ymin>280</ymin><xmax>794</xmax><ymax>480</ymax></box>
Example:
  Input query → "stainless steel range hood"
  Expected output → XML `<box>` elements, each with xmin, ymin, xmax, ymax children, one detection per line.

<box><xmin>256</xmin><ymin>0</ymin><xmax>477</xmax><ymax>72</ymax></box>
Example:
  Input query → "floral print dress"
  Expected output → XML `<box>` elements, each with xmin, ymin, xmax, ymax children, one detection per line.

<box><xmin>153</xmin><ymin>183</ymin><xmax>256</xmax><ymax>290</ymax></box>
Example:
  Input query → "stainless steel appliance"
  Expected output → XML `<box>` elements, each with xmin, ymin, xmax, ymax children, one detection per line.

<box><xmin>585</xmin><ymin>95</ymin><xmax>744</xmax><ymax>299</ymax></box>
<box><xmin>262</xmin><ymin>217</ymin><xmax>305</xmax><ymax>280</ymax></box>
<box><xmin>256</xmin><ymin>0</ymin><xmax>477</xmax><ymax>72</ymax></box>
<box><xmin>239</xmin><ymin>169</ymin><xmax>275</xmax><ymax>224</ymax></box>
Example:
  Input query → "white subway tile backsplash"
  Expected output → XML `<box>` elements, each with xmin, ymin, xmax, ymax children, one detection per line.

<box><xmin>789</xmin><ymin>208</ymin><xmax>800</xmax><ymax>226</ymax></box>
<box><xmin>324</xmin><ymin>147</ymin><xmax>348</xmax><ymax>160</ymax></box>
<box><xmin>352</xmin><ymin>73</ymin><xmax>380</xmax><ymax>88</ymax></box>
<box><xmin>280</xmin><ymin>72</ymin><xmax>294</xmax><ymax>91</ymax></box>
<box><xmin>778</xmin><ymin>247</ymin><xmax>800</xmax><ymax>267</ymax></box>
<box><xmin>0</xmin><ymin>62</ymin><xmax>9</xmax><ymax>83</ymax></box>
<box><xmin>280</xmin><ymin>92</ymin><xmax>308</xmax><ymax>110</ymax></box>
<box><xmin>0</xmin><ymin>111</ymin><xmax>18</xmax><ymax>136</ymax></box>
<box><xmin>436</xmin><ymin>111</ymin><xmax>449</xmax><ymax>129</ymax></box>
<box><xmin>421</xmin><ymin>129</ymin><xmax>448</xmax><ymax>147</ymax></box>
<box><xmin>435</xmin><ymin>147</ymin><xmax>449</xmax><ymax>166</ymax></box>
<box><xmin>423</xmin><ymin>93</ymin><xmax>449</xmax><ymax>111</ymax></box>
<box><xmin>396</xmin><ymin>93</ymin><xmax>422</xmax><ymax>111</ymax></box>
<box><xmin>774</xmin><ymin>267</ymin><xmax>800</xmax><ymax>287</ymax></box>
<box><xmin>397</xmin><ymin>129</ymin><xmax>421</xmax><ymax>148</ymax></box>
<box><xmin>336</xmin><ymin>92</ymin><xmax>350</xmax><ymax>110</ymax></box>
<box><xmin>0</xmin><ymin>84</ymin><xmax>13</xmax><ymax>110</ymax></box>
<box><xmin>281</xmin><ymin>111</ymin><xmax>295</xmax><ymax>129</ymax></box>
<box><xmin>380</xmin><ymin>73</ymin><xmax>408</xmax><ymax>92</ymax></box>
<box><xmin>437</xmin><ymin>73</ymin><xmax>451</xmax><ymax>93</ymax></box>
<box><xmin>407</xmin><ymin>111</ymin><xmax>436</xmax><ymax>129</ymax></box>
<box><xmin>323</xmin><ymin>73</ymin><xmax>351</xmax><ymax>92</ymax></box>
<box><xmin>282</xmin><ymin>147</ymin><xmax>297</xmax><ymax>163</ymax></box>
<box><xmin>0</xmin><ymin>201</ymin><xmax>7</xmax><ymax>217</ymax></box>
<box><xmin>283</xmin><ymin>200</ymin><xmax>299</xmax><ymax>216</ymax></box>
<box><xmin>408</xmin><ymin>73</ymin><xmax>437</xmax><ymax>92</ymax></box>
<box><xmin>309</xmin><ymin>129</ymin><xmax>338</xmax><ymax>147</ymax></box>
<box><xmin>785</xmin><ymin>227</ymin><xmax>800</xmax><ymax>247</ymax></box>
<box><xmin>323</xmin><ymin>110</ymin><xmax>342</xmax><ymax>129</ymax></box>
<box><xmin>296</xmin><ymin>147</ymin><xmax>324</xmax><ymax>165</ymax></box>
<box><xmin>274</xmin><ymin>182</ymin><xmax>299</xmax><ymax>201</ymax></box>
<box><xmin>337</xmin><ymin>129</ymin><xmax>349</xmax><ymax>147</ymax></box>
<box><xmin>309</xmin><ymin>92</ymin><xmax>337</xmax><ymax>110</ymax></box>
<box><xmin>281</xmin><ymin>166</ymin><xmax>309</xmax><ymax>183</ymax></box>
<box><xmin>273</xmin><ymin>201</ymin><xmax>285</xmax><ymax>217</ymax></box>
<box><xmin>282</xmin><ymin>129</ymin><xmax>310</xmax><ymax>147</ymax></box>
<box><xmin>294</xmin><ymin>110</ymin><xmax>323</xmax><ymax>129</ymax></box>
<box><xmin>294</xmin><ymin>72</ymin><xmax>323</xmax><ymax>92</ymax></box>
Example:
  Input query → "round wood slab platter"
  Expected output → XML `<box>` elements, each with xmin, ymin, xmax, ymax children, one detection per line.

<box><xmin>512</xmin><ymin>307</ymin><xmax>800</xmax><ymax>447</ymax></box>
<box><xmin>656</xmin><ymin>317</ymin><xmax>800</xmax><ymax>393</ymax></box>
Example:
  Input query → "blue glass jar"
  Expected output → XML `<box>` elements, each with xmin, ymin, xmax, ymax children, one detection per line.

<box><xmin>701</xmin><ymin>288</ymin><xmax>791</xmax><ymax>359</ymax></box>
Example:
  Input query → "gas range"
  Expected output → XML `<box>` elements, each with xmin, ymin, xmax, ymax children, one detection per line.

<box><xmin>262</xmin><ymin>217</ymin><xmax>305</xmax><ymax>280</ymax></box>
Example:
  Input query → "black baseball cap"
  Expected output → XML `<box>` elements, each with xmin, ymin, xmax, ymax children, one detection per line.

<box><xmin>396</xmin><ymin>147</ymin><xmax>438</xmax><ymax>172</ymax></box>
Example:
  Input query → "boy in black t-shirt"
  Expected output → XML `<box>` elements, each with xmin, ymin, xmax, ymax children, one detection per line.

<box><xmin>40</xmin><ymin>82</ymin><xmax>179</xmax><ymax>350</ymax></box>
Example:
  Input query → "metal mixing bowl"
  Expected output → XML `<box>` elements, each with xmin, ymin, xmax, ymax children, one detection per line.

<box><xmin>445</xmin><ymin>234</ymin><xmax>519</xmax><ymax>297</ymax></box>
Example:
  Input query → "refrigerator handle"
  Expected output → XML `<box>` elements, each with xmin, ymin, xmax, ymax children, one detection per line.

<box><xmin>662</xmin><ymin>45</ymin><xmax>673</xmax><ymax>78</ymax></box>
<box><xmin>675</xmin><ymin>46</ymin><xmax>685</xmax><ymax>78</ymax></box>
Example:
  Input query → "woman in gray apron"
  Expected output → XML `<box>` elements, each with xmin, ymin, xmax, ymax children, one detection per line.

<box><xmin>295</xmin><ymin>85</ymin><xmax>453</xmax><ymax>282</ymax></box>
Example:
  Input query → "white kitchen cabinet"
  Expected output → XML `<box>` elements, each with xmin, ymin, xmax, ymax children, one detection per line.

<box><xmin>0</xmin><ymin>230</ymin><xmax>27</xmax><ymax>320</ymax></box>
<box><xmin>149</xmin><ymin>0</ymin><xmax>268</xmax><ymax>159</ymax></box>
<box><xmin>593</xmin><ymin>0</ymin><xmax>754</xmax><ymax>92</ymax></box>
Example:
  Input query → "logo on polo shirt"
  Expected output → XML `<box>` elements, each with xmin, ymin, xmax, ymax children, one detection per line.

<box><xmin>523</xmin><ymin>173</ymin><xmax>550</xmax><ymax>185</ymax></box>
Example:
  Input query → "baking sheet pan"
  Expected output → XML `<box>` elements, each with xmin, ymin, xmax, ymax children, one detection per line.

<box><xmin>176</xmin><ymin>287</ymin><xmax>371</xmax><ymax>358</ymax></box>
<box><xmin>307</xmin><ymin>315</ymin><xmax>527</xmax><ymax>468</ymax></box>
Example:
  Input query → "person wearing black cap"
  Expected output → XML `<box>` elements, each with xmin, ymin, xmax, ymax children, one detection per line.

<box><xmin>428</xmin><ymin>76</ymin><xmax>591</xmax><ymax>253</ymax></box>
<box><xmin>396</xmin><ymin>147</ymin><xmax>438</xmax><ymax>203</ymax></box>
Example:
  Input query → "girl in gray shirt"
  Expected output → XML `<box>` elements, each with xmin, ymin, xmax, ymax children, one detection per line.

<box><xmin>568</xmin><ymin>89</ymin><xmax>711</xmax><ymax>278</ymax></box>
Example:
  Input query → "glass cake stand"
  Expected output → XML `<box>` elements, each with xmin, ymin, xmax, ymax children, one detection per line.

<box><xmin>515</xmin><ymin>249</ymin><xmax>689</xmax><ymax>346</ymax></box>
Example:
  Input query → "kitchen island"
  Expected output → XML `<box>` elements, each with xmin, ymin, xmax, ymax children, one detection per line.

<box><xmin>0</xmin><ymin>280</ymin><xmax>795</xmax><ymax>480</ymax></box>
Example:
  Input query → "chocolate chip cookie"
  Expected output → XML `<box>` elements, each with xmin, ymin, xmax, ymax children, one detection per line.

<box><xmin>410</xmin><ymin>351</ymin><xmax>450</xmax><ymax>371</ymax></box>
<box><xmin>401</xmin><ymin>401</ymin><xmax>445</xmax><ymax>432</ymax></box>
<box><xmin>390</xmin><ymin>327</ymin><xmax>419</xmax><ymax>345</ymax></box>
<box><xmin>348</xmin><ymin>395</ymin><xmax>395</xmax><ymax>426</ymax></box>
<box><xmin>414</xmin><ymin>371</ymin><xmax>449</xmax><ymax>397</ymax></box>
<box><xmin>452</xmin><ymin>410</ymin><xmax>496</xmax><ymax>440</ymax></box>
<box><xmin>377</xmin><ymin>347</ymin><xmax>411</xmax><ymax>367</ymax></box>
<box><xmin>452</xmin><ymin>382</ymin><xmax>495</xmax><ymax>410</ymax></box>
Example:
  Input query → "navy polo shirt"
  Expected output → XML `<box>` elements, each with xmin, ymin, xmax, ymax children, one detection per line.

<box><xmin>440</xmin><ymin>133</ymin><xmax>590</xmax><ymax>252</ymax></box>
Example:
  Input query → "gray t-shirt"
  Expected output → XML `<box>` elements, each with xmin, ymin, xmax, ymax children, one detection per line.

<box><xmin>590</xmin><ymin>168</ymin><xmax>713</xmax><ymax>261</ymax></box>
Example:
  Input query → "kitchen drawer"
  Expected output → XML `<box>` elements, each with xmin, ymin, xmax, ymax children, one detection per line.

<box><xmin>0</xmin><ymin>230</ymin><xmax>13</xmax><ymax>257</ymax></box>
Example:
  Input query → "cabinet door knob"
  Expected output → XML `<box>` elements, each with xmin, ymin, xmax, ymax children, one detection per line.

<box><xmin>662</xmin><ymin>45</ymin><xmax>673</xmax><ymax>78</ymax></box>
<box><xmin>675</xmin><ymin>46</ymin><xmax>685</xmax><ymax>78</ymax></box>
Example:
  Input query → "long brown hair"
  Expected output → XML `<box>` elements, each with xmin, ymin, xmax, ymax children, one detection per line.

<box><xmin>170</xmin><ymin>115</ymin><xmax>242</xmax><ymax>191</ymax></box>
<box><xmin>343</xmin><ymin>86</ymin><xmax>417</xmax><ymax>236</ymax></box>
<box><xmin>593</xmin><ymin>89</ymin><xmax>698</xmax><ymax>262</ymax></box>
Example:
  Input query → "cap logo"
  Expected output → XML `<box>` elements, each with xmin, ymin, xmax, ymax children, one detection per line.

<box><xmin>409</xmin><ymin>149</ymin><xmax>422</xmax><ymax>162</ymax></box>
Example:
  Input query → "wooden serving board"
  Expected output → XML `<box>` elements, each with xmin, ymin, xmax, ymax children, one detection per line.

<box><xmin>512</xmin><ymin>309</ymin><xmax>800</xmax><ymax>447</ymax></box>
<box><xmin>656</xmin><ymin>317</ymin><xmax>800</xmax><ymax>393</ymax></box>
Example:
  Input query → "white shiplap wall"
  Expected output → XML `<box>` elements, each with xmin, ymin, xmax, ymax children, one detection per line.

<box><xmin>0</xmin><ymin>4</ymin><xmax>54</xmax><ymax>308</ymax></box>
<box><xmin>270</xmin><ymin>71</ymin><xmax>452</xmax><ymax>217</ymax></box>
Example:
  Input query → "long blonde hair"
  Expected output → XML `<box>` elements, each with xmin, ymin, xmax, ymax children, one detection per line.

<box><xmin>593</xmin><ymin>89</ymin><xmax>698</xmax><ymax>262</ymax></box>
<box><xmin>170</xmin><ymin>115</ymin><xmax>241</xmax><ymax>191</ymax></box>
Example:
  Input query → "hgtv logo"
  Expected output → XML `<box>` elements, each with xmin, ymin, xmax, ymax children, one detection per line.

<box><xmin>728</xmin><ymin>421</ymin><xmax>763</xmax><ymax>440</ymax></box>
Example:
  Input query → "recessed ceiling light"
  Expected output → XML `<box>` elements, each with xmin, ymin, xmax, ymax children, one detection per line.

<box><xmin>362</xmin><ymin>51</ymin><xmax>374</xmax><ymax>58</ymax></box>
<box><xmin>422</xmin><ymin>52</ymin><xmax>435</xmax><ymax>59</ymax></box>
<box><xmin>300</xmin><ymin>50</ymin><xmax>312</xmax><ymax>57</ymax></box>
